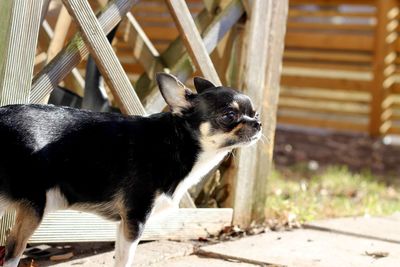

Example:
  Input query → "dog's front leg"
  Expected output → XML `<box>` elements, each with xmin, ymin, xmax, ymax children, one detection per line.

<box><xmin>114</xmin><ymin>219</ymin><xmax>144</xmax><ymax>267</ymax></box>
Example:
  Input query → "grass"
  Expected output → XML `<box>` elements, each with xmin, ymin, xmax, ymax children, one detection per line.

<box><xmin>266</xmin><ymin>165</ymin><xmax>400</xmax><ymax>224</ymax></box>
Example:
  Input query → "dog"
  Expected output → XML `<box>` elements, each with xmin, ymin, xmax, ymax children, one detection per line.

<box><xmin>0</xmin><ymin>73</ymin><xmax>261</xmax><ymax>267</ymax></box>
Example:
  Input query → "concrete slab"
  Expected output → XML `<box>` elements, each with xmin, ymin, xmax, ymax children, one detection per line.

<box><xmin>304</xmin><ymin>216</ymin><xmax>400</xmax><ymax>244</ymax></box>
<box><xmin>32</xmin><ymin>240</ymin><xmax>194</xmax><ymax>267</ymax></box>
<box><xmin>148</xmin><ymin>255</ymin><xmax>255</xmax><ymax>267</ymax></box>
<box><xmin>199</xmin><ymin>229</ymin><xmax>400</xmax><ymax>267</ymax></box>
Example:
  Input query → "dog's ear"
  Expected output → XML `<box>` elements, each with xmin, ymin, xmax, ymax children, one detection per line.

<box><xmin>194</xmin><ymin>77</ymin><xmax>216</xmax><ymax>94</ymax></box>
<box><xmin>156</xmin><ymin>73</ymin><xmax>194</xmax><ymax>114</ymax></box>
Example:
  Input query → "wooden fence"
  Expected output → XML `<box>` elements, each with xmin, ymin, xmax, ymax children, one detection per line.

<box><xmin>0</xmin><ymin>0</ymin><xmax>288</xmax><ymax>244</ymax></box>
<box><xmin>280</xmin><ymin>0</ymin><xmax>400</xmax><ymax>136</ymax></box>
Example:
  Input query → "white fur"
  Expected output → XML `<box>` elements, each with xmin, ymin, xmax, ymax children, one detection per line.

<box><xmin>4</xmin><ymin>258</ymin><xmax>19</xmax><ymax>267</ymax></box>
<box><xmin>172</xmin><ymin>149</ymin><xmax>228</xmax><ymax>205</ymax></box>
<box><xmin>114</xmin><ymin>223</ymin><xmax>140</xmax><ymax>267</ymax></box>
<box><xmin>44</xmin><ymin>187</ymin><xmax>69</xmax><ymax>214</ymax></box>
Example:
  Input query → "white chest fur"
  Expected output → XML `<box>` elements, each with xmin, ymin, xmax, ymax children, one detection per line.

<box><xmin>171</xmin><ymin>150</ymin><xmax>228</xmax><ymax>205</ymax></box>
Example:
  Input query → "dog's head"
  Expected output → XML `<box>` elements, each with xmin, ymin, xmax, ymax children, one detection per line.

<box><xmin>156</xmin><ymin>73</ymin><xmax>262</xmax><ymax>151</ymax></box>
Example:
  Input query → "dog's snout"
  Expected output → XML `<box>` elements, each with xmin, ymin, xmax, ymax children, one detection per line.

<box><xmin>252</xmin><ymin>120</ymin><xmax>261</xmax><ymax>131</ymax></box>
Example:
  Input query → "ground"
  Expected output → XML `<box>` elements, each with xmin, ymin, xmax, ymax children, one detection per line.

<box><xmin>22</xmin><ymin>214</ymin><xmax>400</xmax><ymax>266</ymax></box>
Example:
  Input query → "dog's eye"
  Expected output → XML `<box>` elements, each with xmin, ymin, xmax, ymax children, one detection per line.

<box><xmin>221</xmin><ymin>111</ymin><xmax>237</xmax><ymax>123</ymax></box>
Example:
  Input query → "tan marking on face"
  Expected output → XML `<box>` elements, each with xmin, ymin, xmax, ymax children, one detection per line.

<box><xmin>230</xmin><ymin>101</ymin><xmax>240</xmax><ymax>110</ymax></box>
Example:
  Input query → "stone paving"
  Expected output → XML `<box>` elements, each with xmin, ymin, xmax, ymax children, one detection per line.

<box><xmin>31</xmin><ymin>214</ymin><xmax>400</xmax><ymax>267</ymax></box>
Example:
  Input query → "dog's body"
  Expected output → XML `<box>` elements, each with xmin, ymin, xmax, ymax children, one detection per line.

<box><xmin>0</xmin><ymin>74</ymin><xmax>261</xmax><ymax>267</ymax></box>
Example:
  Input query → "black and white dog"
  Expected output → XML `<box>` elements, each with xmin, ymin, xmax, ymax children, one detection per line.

<box><xmin>0</xmin><ymin>73</ymin><xmax>261</xmax><ymax>267</ymax></box>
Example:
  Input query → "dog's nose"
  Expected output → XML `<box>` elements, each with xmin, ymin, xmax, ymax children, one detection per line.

<box><xmin>252</xmin><ymin>120</ymin><xmax>261</xmax><ymax>131</ymax></box>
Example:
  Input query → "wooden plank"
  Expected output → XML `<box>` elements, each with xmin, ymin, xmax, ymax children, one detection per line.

<box><xmin>29</xmin><ymin>208</ymin><xmax>232</xmax><ymax>242</ymax></box>
<box><xmin>289</xmin><ymin>9</ymin><xmax>376</xmax><ymax>18</ymax></box>
<box><xmin>287</xmin><ymin>21</ymin><xmax>375</xmax><ymax>31</ymax></box>
<box><xmin>231</xmin><ymin>0</ymin><xmax>288</xmax><ymax>227</ymax></box>
<box><xmin>283</xmin><ymin>61</ymin><xmax>371</xmax><ymax>72</ymax></box>
<box><xmin>143</xmin><ymin>0</ymin><xmax>244</xmax><ymax>113</ymax></box>
<box><xmin>30</xmin><ymin>0</ymin><xmax>137</xmax><ymax>104</ymax></box>
<box><xmin>166</xmin><ymin>0</ymin><xmax>221</xmax><ymax>85</ymax></box>
<box><xmin>124</xmin><ymin>12</ymin><xmax>161</xmax><ymax>78</ymax></box>
<box><xmin>285</xmin><ymin>32</ymin><xmax>374</xmax><ymax>51</ymax></box>
<box><xmin>278</xmin><ymin>115</ymin><xmax>368</xmax><ymax>132</ymax></box>
<box><xmin>279</xmin><ymin>97</ymin><xmax>369</xmax><ymax>116</ymax></box>
<box><xmin>0</xmin><ymin>0</ymin><xmax>43</xmax><ymax>105</ymax></box>
<box><xmin>62</xmin><ymin>0</ymin><xmax>145</xmax><ymax>115</ymax></box>
<box><xmin>281</xmin><ymin>75</ymin><xmax>371</xmax><ymax>92</ymax></box>
<box><xmin>289</xmin><ymin>0</ymin><xmax>375</xmax><ymax>4</ymax></box>
<box><xmin>284</xmin><ymin>50</ymin><xmax>372</xmax><ymax>63</ymax></box>
<box><xmin>369</xmin><ymin>0</ymin><xmax>398</xmax><ymax>136</ymax></box>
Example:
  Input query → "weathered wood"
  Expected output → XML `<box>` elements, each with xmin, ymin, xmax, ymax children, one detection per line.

<box><xmin>369</xmin><ymin>0</ymin><xmax>398</xmax><ymax>136</ymax></box>
<box><xmin>144</xmin><ymin>0</ymin><xmax>244</xmax><ymax>113</ymax></box>
<box><xmin>166</xmin><ymin>0</ymin><xmax>221</xmax><ymax>85</ymax></box>
<box><xmin>62</xmin><ymin>0</ymin><xmax>145</xmax><ymax>115</ymax></box>
<box><xmin>124</xmin><ymin>12</ymin><xmax>161</xmax><ymax>79</ymax></box>
<box><xmin>29</xmin><ymin>208</ymin><xmax>233</xmax><ymax>242</ymax></box>
<box><xmin>231</xmin><ymin>0</ymin><xmax>288</xmax><ymax>227</ymax></box>
<box><xmin>0</xmin><ymin>0</ymin><xmax>43</xmax><ymax>105</ymax></box>
<box><xmin>30</xmin><ymin>0</ymin><xmax>137</xmax><ymax>104</ymax></box>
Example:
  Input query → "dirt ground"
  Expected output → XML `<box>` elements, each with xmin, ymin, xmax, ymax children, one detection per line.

<box><xmin>273</xmin><ymin>126</ymin><xmax>400</xmax><ymax>180</ymax></box>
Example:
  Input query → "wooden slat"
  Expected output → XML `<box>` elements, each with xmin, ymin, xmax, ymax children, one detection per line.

<box><xmin>29</xmin><ymin>208</ymin><xmax>232</xmax><ymax>243</ymax></box>
<box><xmin>278</xmin><ymin>114</ymin><xmax>368</xmax><ymax>132</ymax></box>
<box><xmin>0</xmin><ymin>0</ymin><xmax>43</xmax><ymax>105</ymax></box>
<box><xmin>143</xmin><ymin>0</ymin><xmax>244</xmax><ymax>113</ymax></box>
<box><xmin>166</xmin><ymin>0</ymin><xmax>221</xmax><ymax>85</ymax></box>
<box><xmin>289</xmin><ymin>0</ymin><xmax>375</xmax><ymax>5</ymax></box>
<box><xmin>284</xmin><ymin>50</ymin><xmax>372</xmax><ymax>63</ymax></box>
<box><xmin>279</xmin><ymin>97</ymin><xmax>369</xmax><ymax>116</ymax></box>
<box><xmin>289</xmin><ymin>9</ymin><xmax>375</xmax><ymax>18</ymax></box>
<box><xmin>281</xmin><ymin>75</ymin><xmax>371</xmax><ymax>92</ymax></box>
<box><xmin>369</xmin><ymin>0</ymin><xmax>398</xmax><ymax>136</ymax></box>
<box><xmin>232</xmin><ymin>0</ymin><xmax>288</xmax><ymax>227</ymax></box>
<box><xmin>287</xmin><ymin>21</ymin><xmax>375</xmax><ymax>31</ymax></box>
<box><xmin>283</xmin><ymin>61</ymin><xmax>371</xmax><ymax>72</ymax></box>
<box><xmin>62</xmin><ymin>0</ymin><xmax>145</xmax><ymax>115</ymax></box>
<box><xmin>125</xmin><ymin>12</ymin><xmax>161</xmax><ymax>78</ymax></box>
<box><xmin>30</xmin><ymin>0</ymin><xmax>137</xmax><ymax>104</ymax></box>
<box><xmin>285</xmin><ymin>32</ymin><xmax>374</xmax><ymax>51</ymax></box>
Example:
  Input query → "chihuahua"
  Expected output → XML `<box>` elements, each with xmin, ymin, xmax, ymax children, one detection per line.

<box><xmin>0</xmin><ymin>73</ymin><xmax>261</xmax><ymax>267</ymax></box>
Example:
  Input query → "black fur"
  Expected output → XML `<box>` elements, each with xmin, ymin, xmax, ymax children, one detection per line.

<box><xmin>0</xmin><ymin>104</ymin><xmax>199</xmax><ymax>221</ymax></box>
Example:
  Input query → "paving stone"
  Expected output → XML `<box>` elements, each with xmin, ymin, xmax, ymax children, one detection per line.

<box><xmin>199</xmin><ymin>229</ymin><xmax>400</xmax><ymax>267</ymax></box>
<box><xmin>148</xmin><ymin>255</ymin><xmax>256</xmax><ymax>267</ymax></box>
<box><xmin>33</xmin><ymin>240</ymin><xmax>194</xmax><ymax>267</ymax></box>
<box><xmin>305</xmin><ymin>216</ymin><xmax>400</xmax><ymax>243</ymax></box>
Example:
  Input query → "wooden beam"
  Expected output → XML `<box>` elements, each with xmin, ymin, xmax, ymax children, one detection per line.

<box><xmin>0</xmin><ymin>0</ymin><xmax>43</xmax><ymax>105</ymax></box>
<box><xmin>62</xmin><ymin>0</ymin><xmax>145</xmax><ymax>115</ymax></box>
<box><xmin>231</xmin><ymin>0</ymin><xmax>288</xmax><ymax>227</ymax></box>
<box><xmin>124</xmin><ymin>12</ymin><xmax>162</xmax><ymax>79</ymax></box>
<box><xmin>29</xmin><ymin>208</ymin><xmax>233</xmax><ymax>242</ymax></box>
<box><xmin>166</xmin><ymin>0</ymin><xmax>221</xmax><ymax>85</ymax></box>
<box><xmin>369</xmin><ymin>0</ymin><xmax>398</xmax><ymax>136</ymax></box>
<box><xmin>30</xmin><ymin>0</ymin><xmax>137</xmax><ymax>104</ymax></box>
<box><xmin>143</xmin><ymin>0</ymin><xmax>244</xmax><ymax>113</ymax></box>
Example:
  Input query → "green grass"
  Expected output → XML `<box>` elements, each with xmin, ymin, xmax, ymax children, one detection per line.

<box><xmin>266</xmin><ymin>165</ymin><xmax>400</xmax><ymax>223</ymax></box>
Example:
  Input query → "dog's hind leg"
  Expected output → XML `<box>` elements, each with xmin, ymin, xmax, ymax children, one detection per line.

<box><xmin>4</xmin><ymin>203</ymin><xmax>43</xmax><ymax>267</ymax></box>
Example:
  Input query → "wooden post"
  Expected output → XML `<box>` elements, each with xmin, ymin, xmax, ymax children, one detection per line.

<box><xmin>0</xmin><ymin>0</ymin><xmax>43</xmax><ymax>105</ymax></box>
<box><xmin>369</xmin><ymin>0</ymin><xmax>398</xmax><ymax>136</ymax></box>
<box><xmin>62</xmin><ymin>0</ymin><xmax>145</xmax><ymax>115</ymax></box>
<box><xmin>231</xmin><ymin>0</ymin><xmax>288</xmax><ymax>227</ymax></box>
<box><xmin>166</xmin><ymin>0</ymin><xmax>221</xmax><ymax>85</ymax></box>
<box><xmin>30</xmin><ymin>0</ymin><xmax>137</xmax><ymax>104</ymax></box>
<box><xmin>0</xmin><ymin>0</ymin><xmax>43</xmax><ymax>245</ymax></box>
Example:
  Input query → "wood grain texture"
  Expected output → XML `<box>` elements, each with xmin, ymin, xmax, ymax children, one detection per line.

<box><xmin>30</xmin><ymin>0</ymin><xmax>137</xmax><ymax>104</ymax></box>
<box><xmin>62</xmin><ymin>0</ymin><xmax>145</xmax><ymax>115</ymax></box>
<box><xmin>369</xmin><ymin>0</ymin><xmax>398</xmax><ymax>136</ymax></box>
<box><xmin>232</xmin><ymin>0</ymin><xmax>288</xmax><ymax>227</ymax></box>
<box><xmin>0</xmin><ymin>0</ymin><xmax>43</xmax><ymax>105</ymax></box>
<box><xmin>29</xmin><ymin>208</ymin><xmax>232</xmax><ymax>243</ymax></box>
<box><xmin>166</xmin><ymin>0</ymin><xmax>221</xmax><ymax>85</ymax></box>
<box><xmin>144</xmin><ymin>0</ymin><xmax>244</xmax><ymax>113</ymax></box>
